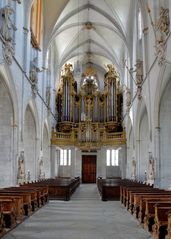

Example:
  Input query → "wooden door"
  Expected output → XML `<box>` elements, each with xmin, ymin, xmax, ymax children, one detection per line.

<box><xmin>82</xmin><ymin>155</ymin><xmax>96</xmax><ymax>183</ymax></box>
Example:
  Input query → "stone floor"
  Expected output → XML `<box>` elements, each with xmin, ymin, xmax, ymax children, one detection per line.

<box><xmin>3</xmin><ymin>184</ymin><xmax>152</xmax><ymax>239</ymax></box>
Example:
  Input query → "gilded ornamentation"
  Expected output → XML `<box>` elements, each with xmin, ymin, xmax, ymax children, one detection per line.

<box><xmin>106</xmin><ymin>64</ymin><xmax>119</xmax><ymax>79</ymax></box>
<box><xmin>155</xmin><ymin>36</ymin><xmax>166</xmax><ymax>65</ymax></box>
<box><xmin>155</xmin><ymin>8</ymin><xmax>169</xmax><ymax>65</ymax></box>
<box><xmin>83</xmin><ymin>22</ymin><xmax>95</xmax><ymax>30</ymax></box>
<box><xmin>147</xmin><ymin>5</ymin><xmax>169</xmax><ymax>65</ymax></box>
<box><xmin>134</xmin><ymin>59</ymin><xmax>143</xmax><ymax>99</ymax></box>
<box><xmin>54</xmin><ymin>63</ymin><xmax>125</xmax><ymax>150</ymax></box>
<box><xmin>63</xmin><ymin>63</ymin><xmax>73</xmax><ymax>77</ymax></box>
<box><xmin>156</xmin><ymin>7</ymin><xmax>169</xmax><ymax>36</ymax></box>
<box><xmin>83</xmin><ymin>65</ymin><xmax>96</xmax><ymax>77</ymax></box>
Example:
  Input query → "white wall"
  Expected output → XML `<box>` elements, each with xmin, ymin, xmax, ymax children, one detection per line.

<box><xmin>159</xmin><ymin>80</ymin><xmax>171</xmax><ymax>188</ymax></box>
<box><xmin>0</xmin><ymin>78</ymin><xmax>14</xmax><ymax>186</ymax></box>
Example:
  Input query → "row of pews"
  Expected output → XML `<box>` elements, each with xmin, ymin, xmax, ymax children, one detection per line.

<box><xmin>121</xmin><ymin>179</ymin><xmax>171</xmax><ymax>239</ymax></box>
<box><xmin>97</xmin><ymin>177</ymin><xmax>121</xmax><ymax>201</ymax></box>
<box><xmin>29</xmin><ymin>177</ymin><xmax>80</xmax><ymax>201</ymax></box>
<box><xmin>0</xmin><ymin>183</ymin><xmax>48</xmax><ymax>238</ymax></box>
<box><xmin>0</xmin><ymin>177</ymin><xmax>80</xmax><ymax>238</ymax></box>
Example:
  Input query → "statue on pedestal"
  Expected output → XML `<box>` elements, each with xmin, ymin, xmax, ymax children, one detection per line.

<box><xmin>27</xmin><ymin>170</ymin><xmax>31</xmax><ymax>182</ymax></box>
<box><xmin>30</xmin><ymin>57</ymin><xmax>40</xmax><ymax>95</ymax></box>
<box><xmin>131</xmin><ymin>159</ymin><xmax>136</xmax><ymax>181</ymax></box>
<box><xmin>38</xmin><ymin>158</ymin><xmax>45</xmax><ymax>180</ymax></box>
<box><xmin>17</xmin><ymin>151</ymin><xmax>25</xmax><ymax>184</ymax></box>
<box><xmin>147</xmin><ymin>153</ymin><xmax>155</xmax><ymax>185</ymax></box>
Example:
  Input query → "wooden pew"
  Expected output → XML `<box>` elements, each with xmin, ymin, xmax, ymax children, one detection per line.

<box><xmin>0</xmin><ymin>195</ymin><xmax>23</xmax><ymax>222</ymax></box>
<box><xmin>23</xmin><ymin>177</ymin><xmax>80</xmax><ymax>201</ymax></box>
<box><xmin>166</xmin><ymin>211</ymin><xmax>171</xmax><ymax>239</ymax></box>
<box><xmin>132</xmin><ymin>192</ymin><xmax>171</xmax><ymax>220</ymax></box>
<box><xmin>0</xmin><ymin>198</ymin><xmax>16</xmax><ymax>230</ymax></box>
<box><xmin>120</xmin><ymin>181</ymin><xmax>152</xmax><ymax>205</ymax></box>
<box><xmin>0</xmin><ymin>190</ymin><xmax>32</xmax><ymax>216</ymax></box>
<box><xmin>124</xmin><ymin>186</ymin><xmax>155</xmax><ymax>210</ymax></box>
<box><xmin>0</xmin><ymin>201</ymin><xmax>4</xmax><ymax>237</ymax></box>
<box><xmin>152</xmin><ymin>203</ymin><xmax>171</xmax><ymax>239</ymax></box>
<box><xmin>97</xmin><ymin>178</ymin><xmax>122</xmax><ymax>201</ymax></box>
<box><xmin>20</xmin><ymin>184</ymin><xmax>48</xmax><ymax>207</ymax></box>
<box><xmin>5</xmin><ymin>187</ymin><xmax>38</xmax><ymax>212</ymax></box>
<box><xmin>143</xmin><ymin>199</ymin><xmax>171</xmax><ymax>232</ymax></box>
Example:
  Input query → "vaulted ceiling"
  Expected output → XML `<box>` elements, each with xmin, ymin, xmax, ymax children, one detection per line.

<box><xmin>43</xmin><ymin>0</ymin><xmax>134</xmax><ymax>79</ymax></box>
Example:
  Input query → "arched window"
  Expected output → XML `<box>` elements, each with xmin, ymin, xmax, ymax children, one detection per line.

<box><xmin>30</xmin><ymin>0</ymin><xmax>43</xmax><ymax>49</ymax></box>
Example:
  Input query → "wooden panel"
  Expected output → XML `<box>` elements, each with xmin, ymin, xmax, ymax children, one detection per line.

<box><xmin>82</xmin><ymin>155</ymin><xmax>96</xmax><ymax>183</ymax></box>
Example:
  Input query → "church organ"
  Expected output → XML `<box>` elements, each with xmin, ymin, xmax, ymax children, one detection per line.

<box><xmin>53</xmin><ymin>64</ymin><xmax>126</xmax><ymax>150</ymax></box>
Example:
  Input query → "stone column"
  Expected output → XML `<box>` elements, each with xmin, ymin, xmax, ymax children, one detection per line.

<box><xmin>71</xmin><ymin>147</ymin><xmax>76</xmax><ymax>178</ymax></box>
<box><xmin>97</xmin><ymin>147</ymin><xmax>106</xmax><ymax>178</ymax></box>
<box><xmin>120</xmin><ymin>146</ymin><xmax>127</xmax><ymax>179</ymax></box>
<box><xmin>136</xmin><ymin>139</ymin><xmax>140</xmax><ymax>180</ymax></box>
<box><xmin>50</xmin><ymin>145</ymin><xmax>56</xmax><ymax>178</ymax></box>
<box><xmin>11</xmin><ymin>121</ymin><xmax>18</xmax><ymax>186</ymax></box>
<box><xmin>75</xmin><ymin>149</ymin><xmax>82</xmax><ymax>178</ymax></box>
<box><xmin>154</xmin><ymin>127</ymin><xmax>161</xmax><ymax>187</ymax></box>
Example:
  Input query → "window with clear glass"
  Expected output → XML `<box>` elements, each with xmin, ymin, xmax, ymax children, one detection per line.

<box><xmin>106</xmin><ymin>149</ymin><xmax>119</xmax><ymax>166</ymax></box>
<box><xmin>60</xmin><ymin>149</ymin><xmax>71</xmax><ymax>166</ymax></box>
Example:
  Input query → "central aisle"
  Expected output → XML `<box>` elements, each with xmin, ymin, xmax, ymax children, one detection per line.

<box><xmin>3</xmin><ymin>184</ymin><xmax>152</xmax><ymax>239</ymax></box>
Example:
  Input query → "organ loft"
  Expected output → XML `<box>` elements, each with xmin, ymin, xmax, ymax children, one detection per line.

<box><xmin>52</xmin><ymin>63</ymin><xmax>125</xmax><ymax>150</ymax></box>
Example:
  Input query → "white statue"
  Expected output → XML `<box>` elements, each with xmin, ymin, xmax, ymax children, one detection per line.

<box><xmin>17</xmin><ymin>151</ymin><xmax>25</xmax><ymax>184</ymax></box>
<box><xmin>27</xmin><ymin>170</ymin><xmax>31</xmax><ymax>182</ymax></box>
<box><xmin>0</xmin><ymin>5</ymin><xmax>17</xmax><ymax>42</ymax></box>
<box><xmin>147</xmin><ymin>153</ymin><xmax>155</xmax><ymax>185</ymax></box>
<box><xmin>38</xmin><ymin>158</ymin><xmax>45</xmax><ymax>179</ymax></box>
<box><xmin>131</xmin><ymin>159</ymin><xmax>136</xmax><ymax>180</ymax></box>
<box><xmin>3</xmin><ymin>40</ymin><xmax>14</xmax><ymax>65</ymax></box>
